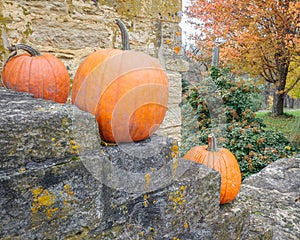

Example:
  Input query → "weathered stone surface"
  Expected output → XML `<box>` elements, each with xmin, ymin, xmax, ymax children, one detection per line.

<box><xmin>157</xmin><ymin>71</ymin><xmax>182</xmax><ymax>142</ymax></box>
<box><xmin>227</xmin><ymin>156</ymin><xmax>300</xmax><ymax>240</ymax></box>
<box><xmin>0</xmin><ymin>154</ymin><xmax>223</xmax><ymax>240</ymax></box>
<box><xmin>0</xmin><ymin>88</ymin><xmax>100</xmax><ymax>174</ymax></box>
<box><xmin>166</xmin><ymin>71</ymin><xmax>183</xmax><ymax>106</ymax></box>
<box><xmin>2</xmin><ymin>88</ymin><xmax>299</xmax><ymax>239</ymax></box>
<box><xmin>0</xmin><ymin>88</ymin><xmax>253</xmax><ymax>240</ymax></box>
<box><xmin>166</xmin><ymin>58</ymin><xmax>190</xmax><ymax>72</ymax></box>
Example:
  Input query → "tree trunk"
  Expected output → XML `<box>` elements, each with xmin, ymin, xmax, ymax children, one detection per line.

<box><xmin>272</xmin><ymin>90</ymin><xmax>285</xmax><ymax>116</ymax></box>
<box><xmin>271</xmin><ymin>59</ymin><xmax>288</xmax><ymax>116</ymax></box>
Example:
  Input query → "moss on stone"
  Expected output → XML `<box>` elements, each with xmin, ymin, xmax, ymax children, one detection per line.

<box><xmin>66</xmin><ymin>0</ymin><xmax>74</xmax><ymax>14</ymax></box>
<box><xmin>97</xmin><ymin>0</ymin><xmax>181</xmax><ymax>21</ymax></box>
<box><xmin>0</xmin><ymin>2</ymin><xmax>8</xmax><ymax>70</ymax></box>
<box><xmin>22</xmin><ymin>22</ymin><xmax>33</xmax><ymax>39</ymax></box>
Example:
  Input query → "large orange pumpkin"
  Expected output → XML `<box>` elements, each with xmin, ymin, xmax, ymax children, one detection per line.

<box><xmin>72</xmin><ymin>19</ymin><xmax>168</xmax><ymax>143</ymax></box>
<box><xmin>184</xmin><ymin>134</ymin><xmax>241</xmax><ymax>204</ymax></box>
<box><xmin>2</xmin><ymin>44</ymin><xmax>70</xmax><ymax>103</ymax></box>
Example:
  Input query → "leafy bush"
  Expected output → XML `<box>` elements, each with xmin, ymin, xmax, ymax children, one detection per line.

<box><xmin>181</xmin><ymin>67</ymin><xmax>298</xmax><ymax>179</ymax></box>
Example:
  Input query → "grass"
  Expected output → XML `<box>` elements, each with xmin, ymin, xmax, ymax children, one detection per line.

<box><xmin>255</xmin><ymin>109</ymin><xmax>300</xmax><ymax>147</ymax></box>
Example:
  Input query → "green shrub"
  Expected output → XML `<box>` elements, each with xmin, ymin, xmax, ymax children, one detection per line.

<box><xmin>181</xmin><ymin>67</ymin><xmax>298</xmax><ymax>179</ymax></box>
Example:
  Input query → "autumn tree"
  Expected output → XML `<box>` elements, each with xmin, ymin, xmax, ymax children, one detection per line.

<box><xmin>185</xmin><ymin>0</ymin><xmax>300</xmax><ymax>115</ymax></box>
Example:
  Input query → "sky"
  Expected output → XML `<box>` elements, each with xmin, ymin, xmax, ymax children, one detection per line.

<box><xmin>179</xmin><ymin>0</ymin><xmax>201</xmax><ymax>46</ymax></box>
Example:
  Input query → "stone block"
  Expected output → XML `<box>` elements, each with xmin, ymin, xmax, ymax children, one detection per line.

<box><xmin>230</xmin><ymin>156</ymin><xmax>300</xmax><ymax>240</ymax></box>
<box><xmin>0</xmin><ymin>88</ymin><xmax>100</xmax><ymax>174</ymax></box>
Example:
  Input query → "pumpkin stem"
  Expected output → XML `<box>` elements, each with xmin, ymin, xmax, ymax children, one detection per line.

<box><xmin>115</xmin><ymin>19</ymin><xmax>130</xmax><ymax>50</ymax></box>
<box><xmin>8</xmin><ymin>44</ymin><xmax>41</xmax><ymax>56</ymax></box>
<box><xmin>4</xmin><ymin>44</ymin><xmax>41</xmax><ymax>67</ymax></box>
<box><xmin>207</xmin><ymin>133</ymin><xmax>218</xmax><ymax>152</ymax></box>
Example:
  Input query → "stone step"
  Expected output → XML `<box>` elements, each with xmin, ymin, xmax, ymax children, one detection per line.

<box><xmin>0</xmin><ymin>88</ymin><xmax>99</xmax><ymax>174</ymax></box>
<box><xmin>0</xmin><ymin>88</ymin><xmax>251</xmax><ymax>239</ymax></box>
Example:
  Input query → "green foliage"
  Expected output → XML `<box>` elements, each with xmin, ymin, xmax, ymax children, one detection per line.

<box><xmin>181</xmin><ymin>67</ymin><xmax>299</xmax><ymax>179</ymax></box>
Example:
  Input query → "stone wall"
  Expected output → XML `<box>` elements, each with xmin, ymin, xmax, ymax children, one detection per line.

<box><xmin>0</xmin><ymin>0</ymin><xmax>187</xmax><ymax>142</ymax></box>
<box><xmin>1</xmin><ymin>88</ymin><xmax>300</xmax><ymax>239</ymax></box>
<box><xmin>0</xmin><ymin>88</ymin><xmax>242</xmax><ymax>239</ymax></box>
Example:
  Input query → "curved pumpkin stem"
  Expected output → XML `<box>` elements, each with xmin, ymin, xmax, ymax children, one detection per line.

<box><xmin>115</xmin><ymin>19</ymin><xmax>130</xmax><ymax>50</ymax></box>
<box><xmin>8</xmin><ymin>44</ymin><xmax>41</xmax><ymax>56</ymax></box>
<box><xmin>4</xmin><ymin>44</ymin><xmax>41</xmax><ymax>67</ymax></box>
<box><xmin>207</xmin><ymin>133</ymin><xmax>218</xmax><ymax>152</ymax></box>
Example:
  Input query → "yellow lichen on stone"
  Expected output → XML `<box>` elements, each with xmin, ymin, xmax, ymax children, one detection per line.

<box><xmin>64</xmin><ymin>184</ymin><xmax>74</xmax><ymax>196</ymax></box>
<box><xmin>183</xmin><ymin>221</ymin><xmax>189</xmax><ymax>229</ymax></box>
<box><xmin>171</xmin><ymin>143</ymin><xmax>179</xmax><ymax>158</ymax></box>
<box><xmin>143</xmin><ymin>194</ymin><xmax>149</xmax><ymax>207</ymax></box>
<box><xmin>69</xmin><ymin>139</ymin><xmax>80</xmax><ymax>154</ymax></box>
<box><xmin>63</xmin><ymin>184</ymin><xmax>75</xmax><ymax>207</ymax></box>
<box><xmin>47</xmin><ymin>207</ymin><xmax>59</xmax><ymax>218</ymax></box>
<box><xmin>31</xmin><ymin>187</ymin><xmax>57</xmax><ymax>218</ymax></box>
<box><xmin>172</xmin><ymin>159</ymin><xmax>179</xmax><ymax>178</ymax></box>
<box><xmin>168</xmin><ymin>185</ymin><xmax>188</xmax><ymax>212</ymax></box>
<box><xmin>144</xmin><ymin>173</ymin><xmax>151</xmax><ymax>191</ymax></box>
<box><xmin>31</xmin><ymin>187</ymin><xmax>43</xmax><ymax>198</ymax></box>
<box><xmin>180</xmin><ymin>185</ymin><xmax>187</xmax><ymax>192</ymax></box>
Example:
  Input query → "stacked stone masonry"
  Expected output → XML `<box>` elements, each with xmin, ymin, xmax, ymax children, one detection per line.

<box><xmin>1</xmin><ymin>88</ymin><xmax>300</xmax><ymax>239</ymax></box>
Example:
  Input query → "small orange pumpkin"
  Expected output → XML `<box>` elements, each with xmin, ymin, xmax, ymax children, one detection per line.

<box><xmin>184</xmin><ymin>134</ymin><xmax>241</xmax><ymax>204</ymax></box>
<box><xmin>72</xmin><ymin>19</ymin><xmax>168</xmax><ymax>143</ymax></box>
<box><xmin>2</xmin><ymin>44</ymin><xmax>70</xmax><ymax>103</ymax></box>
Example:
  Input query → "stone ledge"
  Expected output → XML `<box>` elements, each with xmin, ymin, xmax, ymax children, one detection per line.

<box><xmin>2</xmin><ymin>87</ymin><xmax>296</xmax><ymax>239</ymax></box>
<box><xmin>0</xmin><ymin>87</ymin><xmax>248</xmax><ymax>239</ymax></box>
<box><xmin>0</xmin><ymin>88</ymin><xmax>100</xmax><ymax>174</ymax></box>
<box><xmin>227</xmin><ymin>156</ymin><xmax>300</xmax><ymax>240</ymax></box>
<box><xmin>0</xmin><ymin>153</ymin><xmax>224</xmax><ymax>239</ymax></box>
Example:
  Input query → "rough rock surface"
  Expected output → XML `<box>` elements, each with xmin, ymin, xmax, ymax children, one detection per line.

<box><xmin>1</xmin><ymin>89</ymin><xmax>299</xmax><ymax>239</ymax></box>
<box><xmin>226</xmin><ymin>156</ymin><xmax>300</xmax><ymax>240</ymax></box>
<box><xmin>0</xmin><ymin>88</ymin><xmax>100</xmax><ymax>175</ymax></box>
<box><xmin>0</xmin><ymin>88</ymin><xmax>243</xmax><ymax>239</ymax></box>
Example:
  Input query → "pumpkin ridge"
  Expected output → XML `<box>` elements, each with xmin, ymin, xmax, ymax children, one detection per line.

<box><xmin>219</xmin><ymin>150</ymin><xmax>229</xmax><ymax>203</ymax></box>
<box><xmin>96</xmin><ymin>82</ymin><xmax>168</xmax><ymax>142</ymax></box>
<box><xmin>200</xmin><ymin>148</ymin><xmax>208</xmax><ymax>164</ymax></box>
<box><xmin>3</xmin><ymin>55</ymin><xmax>26</xmax><ymax>90</ymax></box>
<box><xmin>43</xmin><ymin>55</ymin><xmax>58</xmax><ymax>101</ymax></box>
<box><xmin>129</xmin><ymin>102</ymin><xmax>168</xmax><ymax>141</ymax></box>
<box><xmin>76</xmin><ymin>66</ymin><xmax>167</xmax><ymax>115</ymax></box>
<box><xmin>18</xmin><ymin>56</ymin><xmax>31</xmax><ymax>92</ymax></box>
<box><xmin>28</xmin><ymin>55</ymin><xmax>36</xmax><ymax>98</ymax></box>
<box><xmin>72</xmin><ymin>49</ymin><xmax>123</xmax><ymax>109</ymax></box>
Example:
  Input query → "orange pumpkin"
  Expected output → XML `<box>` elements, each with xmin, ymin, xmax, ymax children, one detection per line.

<box><xmin>72</xmin><ymin>19</ymin><xmax>168</xmax><ymax>143</ymax></box>
<box><xmin>2</xmin><ymin>44</ymin><xmax>70</xmax><ymax>103</ymax></box>
<box><xmin>184</xmin><ymin>134</ymin><xmax>241</xmax><ymax>204</ymax></box>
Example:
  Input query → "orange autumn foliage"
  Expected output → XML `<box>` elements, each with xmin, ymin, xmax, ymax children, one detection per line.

<box><xmin>186</xmin><ymin>0</ymin><xmax>300</xmax><ymax>112</ymax></box>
